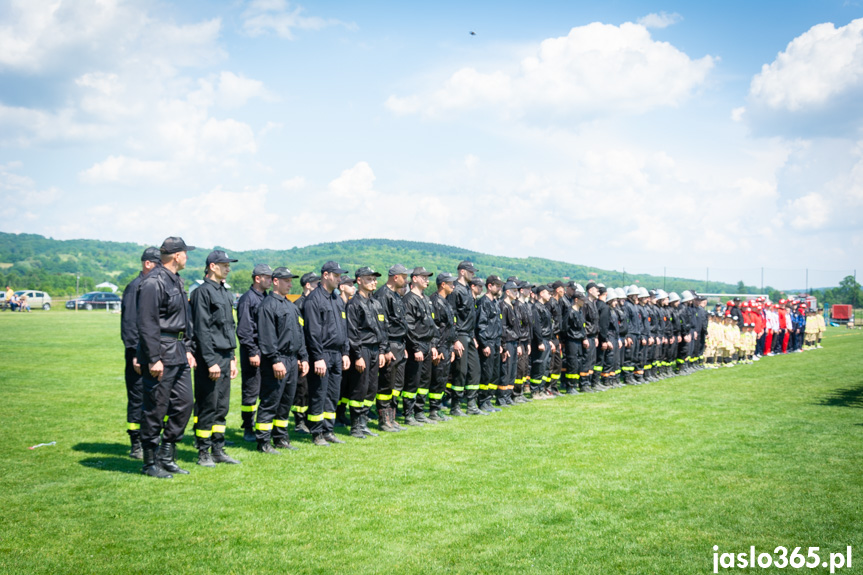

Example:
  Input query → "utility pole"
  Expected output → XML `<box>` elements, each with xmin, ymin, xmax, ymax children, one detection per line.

<box><xmin>663</xmin><ymin>267</ymin><xmax>666</xmax><ymax>291</ymax></box>
<box><xmin>761</xmin><ymin>267</ymin><xmax>764</xmax><ymax>295</ymax></box>
<box><xmin>705</xmin><ymin>267</ymin><xmax>709</xmax><ymax>294</ymax></box>
<box><xmin>805</xmin><ymin>268</ymin><xmax>808</xmax><ymax>294</ymax></box>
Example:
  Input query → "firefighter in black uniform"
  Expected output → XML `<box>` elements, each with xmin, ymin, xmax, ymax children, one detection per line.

<box><xmin>402</xmin><ymin>267</ymin><xmax>439</xmax><ymax>425</ymax></box>
<box><xmin>137</xmin><ymin>236</ymin><xmax>196</xmax><ymax>479</ymax></box>
<box><xmin>346</xmin><ymin>267</ymin><xmax>388</xmax><ymax>437</ymax></box>
<box><xmin>476</xmin><ymin>275</ymin><xmax>503</xmax><ymax>412</ymax></box>
<box><xmin>447</xmin><ymin>261</ymin><xmax>483</xmax><ymax>415</ymax></box>
<box><xmin>292</xmin><ymin>272</ymin><xmax>320</xmax><ymax>434</ymax></box>
<box><xmin>120</xmin><ymin>246</ymin><xmax>160</xmax><ymax>459</ymax></box>
<box><xmin>595</xmin><ymin>285</ymin><xmax>613</xmax><ymax>390</ymax></box>
<box><xmin>583</xmin><ymin>282</ymin><xmax>603</xmax><ymax>391</ymax></box>
<box><xmin>601</xmin><ymin>289</ymin><xmax>620</xmax><ymax>388</ymax></box>
<box><xmin>529</xmin><ymin>285</ymin><xmax>554</xmax><ymax>398</ymax></box>
<box><xmin>190</xmin><ymin>250</ymin><xmax>240</xmax><ymax>467</ymax></box>
<box><xmin>374</xmin><ymin>264</ymin><xmax>410</xmax><ymax>429</ymax></box>
<box><xmin>430</xmin><ymin>272</ymin><xmax>457</xmax><ymax>419</ymax></box>
<box><xmin>255</xmin><ymin>267</ymin><xmax>309</xmax><ymax>453</ymax></box>
<box><xmin>335</xmin><ymin>275</ymin><xmax>356</xmax><ymax>428</ymax></box>
<box><xmin>622</xmin><ymin>286</ymin><xmax>642</xmax><ymax>385</ymax></box>
<box><xmin>561</xmin><ymin>284</ymin><xmax>587</xmax><ymax>393</ymax></box>
<box><xmin>498</xmin><ymin>280</ymin><xmax>521</xmax><ymax>406</ymax></box>
<box><xmin>547</xmin><ymin>281</ymin><xmax>565</xmax><ymax>395</ymax></box>
<box><xmin>513</xmin><ymin>281</ymin><xmax>534</xmax><ymax>403</ymax></box>
<box><xmin>303</xmin><ymin>261</ymin><xmax>350</xmax><ymax>447</ymax></box>
<box><xmin>236</xmin><ymin>263</ymin><xmax>273</xmax><ymax>442</ymax></box>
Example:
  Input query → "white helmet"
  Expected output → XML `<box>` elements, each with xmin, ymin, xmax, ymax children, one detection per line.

<box><xmin>638</xmin><ymin>287</ymin><xmax>649</xmax><ymax>298</ymax></box>
<box><xmin>626</xmin><ymin>285</ymin><xmax>640</xmax><ymax>296</ymax></box>
<box><xmin>681</xmin><ymin>290</ymin><xmax>695</xmax><ymax>303</ymax></box>
<box><xmin>606</xmin><ymin>289</ymin><xmax>617</xmax><ymax>301</ymax></box>
<box><xmin>668</xmin><ymin>292</ymin><xmax>680</xmax><ymax>303</ymax></box>
<box><xmin>656</xmin><ymin>289</ymin><xmax>668</xmax><ymax>300</ymax></box>
<box><xmin>615</xmin><ymin>287</ymin><xmax>626</xmax><ymax>299</ymax></box>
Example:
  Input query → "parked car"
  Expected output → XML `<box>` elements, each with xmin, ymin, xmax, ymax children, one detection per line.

<box><xmin>6</xmin><ymin>290</ymin><xmax>53</xmax><ymax>311</ymax></box>
<box><xmin>66</xmin><ymin>291</ymin><xmax>122</xmax><ymax>310</ymax></box>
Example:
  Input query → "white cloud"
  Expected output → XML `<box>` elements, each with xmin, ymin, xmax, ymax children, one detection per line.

<box><xmin>386</xmin><ymin>22</ymin><xmax>714</xmax><ymax>119</ymax></box>
<box><xmin>464</xmin><ymin>154</ymin><xmax>479</xmax><ymax>169</ymax></box>
<box><xmin>241</xmin><ymin>0</ymin><xmax>353</xmax><ymax>39</ymax></box>
<box><xmin>637</xmin><ymin>12</ymin><xmax>682</xmax><ymax>29</ymax></box>
<box><xmin>0</xmin><ymin>162</ymin><xmax>62</xmax><ymax>230</ymax></box>
<box><xmin>749</xmin><ymin>18</ymin><xmax>863</xmax><ymax>112</ymax></box>
<box><xmin>79</xmin><ymin>155</ymin><xmax>172</xmax><ymax>185</ymax></box>
<box><xmin>215</xmin><ymin>71</ymin><xmax>269</xmax><ymax>109</ymax></box>
<box><xmin>786</xmin><ymin>192</ymin><xmax>830</xmax><ymax>230</ymax></box>
<box><xmin>281</xmin><ymin>176</ymin><xmax>306</xmax><ymax>191</ymax></box>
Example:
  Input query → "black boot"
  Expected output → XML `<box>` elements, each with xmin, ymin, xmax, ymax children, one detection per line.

<box><xmin>294</xmin><ymin>411</ymin><xmax>310</xmax><ymax>434</ymax></box>
<box><xmin>335</xmin><ymin>403</ymin><xmax>350</xmax><ymax>428</ymax></box>
<box><xmin>241</xmin><ymin>410</ymin><xmax>256</xmax><ymax>442</ymax></box>
<box><xmin>141</xmin><ymin>447</ymin><xmax>172</xmax><ymax>479</ymax></box>
<box><xmin>128</xmin><ymin>431</ymin><xmax>143</xmax><ymax>460</ymax></box>
<box><xmin>197</xmin><ymin>449</ymin><xmax>215</xmax><ymax>467</ymax></box>
<box><xmin>379</xmin><ymin>406</ymin><xmax>399</xmax><ymax>432</ymax></box>
<box><xmin>273</xmin><ymin>436</ymin><xmax>298</xmax><ymax>450</ymax></box>
<box><xmin>360</xmin><ymin>413</ymin><xmax>379</xmax><ymax>436</ymax></box>
<box><xmin>350</xmin><ymin>419</ymin><xmax>366</xmax><ymax>439</ymax></box>
<box><xmin>157</xmin><ymin>441</ymin><xmax>189</xmax><ymax>474</ymax></box>
<box><xmin>257</xmin><ymin>439</ymin><xmax>280</xmax><ymax>454</ymax></box>
<box><xmin>211</xmin><ymin>443</ymin><xmax>241</xmax><ymax>464</ymax></box>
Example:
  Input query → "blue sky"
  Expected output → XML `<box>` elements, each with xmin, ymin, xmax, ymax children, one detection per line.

<box><xmin>1</xmin><ymin>0</ymin><xmax>862</xmax><ymax>289</ymax></box>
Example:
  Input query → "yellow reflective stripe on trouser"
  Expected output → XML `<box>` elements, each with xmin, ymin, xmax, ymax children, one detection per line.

<box><xmin>417</xmin><ymin>388</ymin><xmax>429</xmax><ymax>395</ymax></box>
<box><xmin>363</xmin><ymin>399</ymin><xmax>374</xmax><ymax>407</ymax></box>
<box><xmin>307</xmin><ymin>413</ymin><xmax>324</xmax><ymax>422</ymax></box>
<box><xmin>349</xmin><ymin>400</ymin><xmax>364</xmax><ymax>408</ymax></box>
<box><xmin>255</xmin><ymin>422</ymin><xmax>273</xmax><ymax>431</ymax></box>
<box><xmin>377</xmin><ymin>393</ymin><xmax>392</xmax><ymax>401</ymax></box>
<box><xmin>273</xmin><ymin>419</ymin><xmax>289</xmax><ymax>427</ymax></box>
<box><xmin>487</xmin><ymin>384</ymin><xmax>498</xmax><ymax>390</ymax></box>
<box><xmin>402</xmin><ymin>391</ymin><xmax>417</xmax><ymax>399</ymax></box>
<box><xmin>550</xmin><ymin>374</ymin><xmax>561</xmax><ymax>380</ymax></box>
<box><xmin>339</xmin><ymin>397</ymin><xmax>349</xmax><ymax>405</ymax></box>
<box><xmin>212</xmin><ymin>425</ymin><xmax>226</xmax><ymax>434</ymax></box>
<box><xmin>479</xmin><ymin>384</ymin><xmax>488</xmax><ymax>390</ymax></box>
<box><xmin>392</xmin><ymin>389</ymin><xmax>401</xmax><ymax>397</ymax></box>
<box><xmin>465</xmin><ymin>384</ymin><xmax>479</xmax><ymax>390</ymax></box>
<box><xmin>565</xmin><ymin>373</ymin><xmax>579</xmax><ymax>380</ymax></box>
<box><xmin>241</xmin><ymin>404</ymin><xmax>257</xmax><ymax>412</ymax></box>
<box><xmin>192</xmin><ymin>416</ymin><xmax>198</xmax><ymax>424</ymax></box>
<box><xmin>195</xmin><ymin>428</ymin><xmax>212</xmax><ymax>438</ymax></box>
<box><xmin>451</xmin><ymin>386</ymin><xmax>464</xmax><ymax>391</ymax></box>
<box><xmin>291</xmin><ymin>405</ymin><xmax>308</xmax><ymax>413</ymax></box>
<box><xmin>127</xmin><ymin>422</ymin><xmax>141</xmax><ymax>431</ymax></box>
<box><xmin>429</xmin><ymin>392</ymin><xmax>444</xmax><ymax>400</ymax></box>
<box><xmin>529</xmin><ymin>378</ymin><xmax>542</xmax><ymax>384</ymax></box>
<box><xmin>323</xmin><ymin>412</ymin><xmax>336</xmax><ymax>420</ymax></box>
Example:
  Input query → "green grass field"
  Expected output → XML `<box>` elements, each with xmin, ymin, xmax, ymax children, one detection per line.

<box><xmin>1</xmin><ymin>311</ymin><xmax>861</xmax><ymax>574</ymax></box>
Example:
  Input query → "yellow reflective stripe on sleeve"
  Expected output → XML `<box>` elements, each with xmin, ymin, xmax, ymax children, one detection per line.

<box><xmin>307</xmin><ymin>413</ymin><xmax>324</xmax><ymax>422</ymax></box>
<box><xmin>241</xmin><ymin>405</ymin><xmax>257</xmax><ymax>412</ymax></box>
<box><xmin>349</xmin><ymin>400</ymin><xmax>364</xmax><ymax>408</ymax></box>
<box><xmin>212</xmin><ymin>425</ymin><xmax>226</xmax><ymax>434</ymax></box>
<box><xmin>127</xmin><ymin>422</ymin><xmax>141</xmax><ymax>431</ymax></box>
<box><xmin>192</xmin><ymin>416</ymin><xmax>198</xmax><ymax>424</ymax></box>
<box><xmin>255</xmin><ymin>422</ymin><xmax>273</xmax><ymax>431</ymax></box>
<box><xmin>341</xmin><ymin>312</ymin><xmax>346</xmax><ymax>319</ymax></box>
<box><xmin>323</xmin><ymin>412</ymin><xmax>336</xmax><ymax>420</ymax></box>
<box><xmin>273</xmin><ymin>419</ymin><xmax>289</xmax><ymax>427</ymax></box>
<box><xmin>195</xmin><ymin>429</ymin><xmax>212</xmax><ymax>438</ymax></box>
<box><xmin>432</xmin><ymin>313</ymin><xmax>435</xmax><ymax>319</ymax></box>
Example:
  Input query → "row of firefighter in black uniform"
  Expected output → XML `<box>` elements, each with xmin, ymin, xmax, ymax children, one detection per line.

<box><xmin>121</xmin><ymin>238</ymin><xmax>711</xmax><ymax>478</ymax></box>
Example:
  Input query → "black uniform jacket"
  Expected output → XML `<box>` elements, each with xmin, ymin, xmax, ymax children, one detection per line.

<box><xmin>562</xmin><ymin>304</ymin><xmax>586</xmax><ymax>342</ymax></box>
<box><xmin>303</xmin><ymin>285</ymin><xmax>348</xmax><ymax>362</ymax></box>
<box><xmin>476</xmin><ymin>295</ymin><xmax>502</xmax><ymax>349</ymax></box>
<box><xmin>500</xmin><ymin>298</ymin><xmax>520</xmax><ymax>344</ymax></box>
<box><xmin>374</xmin><ymin>285</ymin><xmax>408</xmax><ymax>343</ymax></box>
<box><xmin>624</xmin><ymin>300</ymin><xmax>642</xmax><ymax>338</ymax></box>
<box><xmin>137</xmin><ymin>263</ymin><xmax>192</xmax><ymax>366</ymax></box>
<box><xmin>447</xmin><ymin>281</ymin><xmax>477</xmax><ymax>337</ymax></box>
<box><xmin>596</xmin><ymin>299</ymin><xmax>611</xmax><ymax>345</ymax></box>
<box><xmin>121</xmin><ymin>272</ymin><xmax>144</xmax><ymax>349</ymax></box>
<box><xmin>190</xmin><ymin>277</ymin><xmax>237</xmax><ymax>367</ymax></box>
<box><xmin>531</xmin><ymin>301</ymin><xmax>553</xmax><ymax>347</ymax></box>
<box><xmin>430</xmin><ymin>292</ymin><xmax>456</xmax><ymax>350</ymax></box>
<box><xmin>514</xmin><ymin>299</ymin><xmax>533</xmax><ymax>346</ymax></box>
<box><xmin>403</xmin><ymin>290</ymin><xmax>437</xmax><ymax>354</ymax></box>
<box><xmin>236</xmin><ymin>286</ymin><xmax>266</xmax><ymax>357</ymax></box>
<box><xmin>258</xmin><ymin>291</ymin><xmax>308</xmax><ymax>366</ymax></box>
<box><xmin>346</xmin><ymin>292</ymin><xmax>388</xmax><ymax>361</ymax></box>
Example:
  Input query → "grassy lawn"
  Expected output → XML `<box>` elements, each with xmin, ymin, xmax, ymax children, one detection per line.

<box><xmin>0</xmin><ymin>312</ymin><xmax>861</xmax><ymax>574</ymax></box>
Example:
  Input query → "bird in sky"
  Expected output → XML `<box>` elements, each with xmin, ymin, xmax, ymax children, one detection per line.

<box><xmin>470</xmin><ymin>31</ymin><xmax>476</xmax><ymax>35</ymax></box>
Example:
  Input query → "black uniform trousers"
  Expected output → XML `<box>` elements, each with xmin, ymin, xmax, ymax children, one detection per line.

<box><xmin>347</xmin><ymin>346</ymin><xmax>379</xmax><ymax>420</ymax></box>
<box><xmin>549</xmin><ymin>339</ymin><xmax>562</xmax><ymax>390</ymax></box>
<box><xmin>479</xmin><ymin>343</ymin><xmax>501</xmax><ymax>403</ymax></box>
<box><xmin>124</xmin><ymin>347</ymin><xmax>144</xmax><ymax>436</ymax></box>
<box><xmin>499</xmin><ymin>341</ymin><xmax>517</xmax><ymax>398</ymax></box>
<box><xmin>293</xmin><ymin>372</ymin><xmax>309</xmax><ymax>421</ymax></box>
<box><xmin>140</xmin><ymin>363</ymin><xmax>193</xmax><ymax>451</ymax></box>
<box><xmin>307</xmin><ymin>350</ymin><xmax>343</xmax><ymax>436</ymax></box>
<box><xmin>623</xmin><ymin>339</ymin><xmax>640</xmax><ymax>374</ymax></box>
<box><xmin>239</xmin><ymin>345</ymin><xmax>261</xmax><ymax>428</ymax></box>
<box><xmin>377</xmin><ymin>340</ymin><xmax>406</xmax><ymax>412</ymax></box>
<box><xmin>255</xmin><ymin>354</ymin><xmax>299</xmax><ymax>442</ymax></box>
<box><xmin>515</xmin><ymin>344</ymin><xmax>530</xmax><ymax>396</ymax></box>
<box><xmin>430</xmin><ymin>345</ymin><xmax>451</xmax><ymax>411</ymax></box>
<box><xmin>194</xmin><ymin>351</ymin><xmax>233</xmax><ymax>450</ymax></box>
<box><xmin>404</xmin><ymin>351</ymin><xmax>432</xmax><ymax>416</ymax></box>
<box><xmin>529</xmin><ymin>344</ymin><xmax>550</xmax><ymax>389</ymax></box>
<box><xmin>563</xmin><ymin>340</ymin><xmax>583</xmax><ymax>389</ymax></box>
<box><xmin>449</xmin><ymin>335</ymin><xmax>480</xmax><ymax>403</ymax></box>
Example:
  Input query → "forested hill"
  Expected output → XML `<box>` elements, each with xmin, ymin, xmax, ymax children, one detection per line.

<box><xmin>0</xmin><ymin>233</ymin><xmax>749</xmax><ymax>296</ymax></box>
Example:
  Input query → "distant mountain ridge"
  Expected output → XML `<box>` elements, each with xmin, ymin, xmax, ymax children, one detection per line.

<box><xmin>0</xmin><ymin>232</ymin><xmax>755</xmax><ymax>296</ymax></box>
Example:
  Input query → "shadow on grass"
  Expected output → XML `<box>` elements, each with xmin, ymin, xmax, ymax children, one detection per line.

<box><xmin>818</xmin><ymin>385</ymin><xmax>863</xmax><ymax>409</ymax></box>
<box><xmin>78</xmin><ymin>456</ymin><xmax>140</xmax><ymax>474</ymax></box>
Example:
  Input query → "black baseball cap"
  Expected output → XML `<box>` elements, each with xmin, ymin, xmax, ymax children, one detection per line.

<box><xmin>457</xmin><ymin>261</ymin><xmax>478</xmax><ymax>273</ymax></box>
<box><xmin>141</xmin><ymin>247</ymin><xmax>161</xmax><ymax>263</ymax></box>
<box><xmin>585</xmin><ymin>281</ymin><xmax>598</xmax><ymax>292</ymax></box>
<box><xmin>355</xmin><ymin>266</ymin><xmax>381</xmax><ymax>279</ymax></box>
<box><xmin>503</xmin><ymin>281</ymin><xmax>520</xmax><ymax>291</ymax></box>
<box><xmin>436</xmin><ymin>272</ymin><xmax>456</xmax><ymax>285</ymax></box>
<box><xmin>272</xmin><ymin>267</ymin><xmax>299</xmax><ymax>279</ymax></box>
<box><xmin>486</xmin><ymin>275</ymin><xmax>504</xmax><ymax>286</ymax></box>
<box><xmin>410</xmin><ymin>266</ymin><xmax>433</xmax><ymax>277</ymax></box>
<box><xmin>551</xmin><ymin>280</ymin><xmax>565</xmax><ymax>290</ymax></box>
<box><xmin>160</xmin><ymin>236</ymin><xmax>195</xmax><ymax>254</ymax></box>
<box><xmin>469</xmin><ymin>277</ymin><xmax>484</xmax><ymax>287</ymax></box>
<box><xmin>206</xmin><ymin>250</ymin><xmax>238</xmax><ymax>266</ymax></box>
<box><xmin>388</xmin><ymin>263</ymin><xmax>410</xmax><ymax>276</ymax></box>
<box><xmin>252</xmin><ymin>263</ymin><xmax>274</xmax><ymax>278</ymax></box>
<box><xmin>300</xmin><ymin>272</ymin><xmax>320</xmax><ymax>286</ymax></box>
<box><xmin>339</xmin><ymin>274</ymin><xmax>354</xmax><ymax>286</ymax></box>
<box><xmin>321</xmin><ymin>261</ymin><xmax>347</xmax><ymax>274</ymax></box>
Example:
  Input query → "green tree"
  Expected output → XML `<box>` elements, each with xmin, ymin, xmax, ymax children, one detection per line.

<box><xmin>837</xmin><ymin>275</ymin><xmax>862</xmax><ymax>307</ymax></box>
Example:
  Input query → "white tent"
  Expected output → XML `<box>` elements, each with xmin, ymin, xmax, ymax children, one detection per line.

<box><xmin>95</xmin><ymin>282</ymin><xmax>118</xmax><ymax>293</ymax></box>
